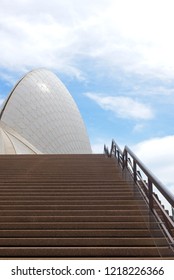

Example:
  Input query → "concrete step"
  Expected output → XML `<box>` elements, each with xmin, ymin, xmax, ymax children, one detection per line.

<box><xmin>0</xmin><ymin>200</ymin><xmax>149</xmax><ymax>205</ymax></box>
<box><xmin>0</xmin><ymin>205</ymin><xmax>148</xmax><ymax>211</ymax></box>
<box><xmin>0</xmin><ymin>229</ymin><xmax>164</xmax><ymax>238</ymax></box>
<box><xmin>0</xmin><ymin>246</ymin><xmax>173</xmax><ymax>258</ymax></box>
<box><xmin>0</xmin><ymin>237</ymin><xmax>168</xmax><ymax>247</ymax></box>
<box><xmin>0</xmin><ymin>215</ymin><xmax>157</xmax><ymax>223</ymax></box>
<box><xmin>0</xmin><ymin>221</ymin><xmax>160</xmax><ymax>230</ymax></box>
<box><xmin>0</xmin><ymin>228</ymin><xmax>164</xmax><ymax>239</ymax></box>
<box><xmin>0</xmin><ymin>210</ymin><xmax>150</xmax><ymax>216</ymax></box>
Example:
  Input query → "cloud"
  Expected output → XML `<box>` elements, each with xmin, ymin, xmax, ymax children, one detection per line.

<box><xmin>0</xmin><ymin>12</ymin><xmax>84</xmax><ymax>79</ymax></box>
<box><xmin>132</xmin><ymin>135</ymin><xmax>174</xmax><ymax>192</ymax></box>
<box><xmin>0</xmin><ymin>98</ymin><xmax>5</xmax><ymax>106</ymax></box>
<box><xmin>85</xmin><ymin>93</ymin><xmax>154</xmax><ymax>120</ymax></box>
<box><xmin>0</xmin><ymin>0</ymin><xmax>174</xmax><ymax>84</ymax></box>
<box><xmin>92</xmin><ymin>142</ymin><xmax>106</xmax><ymax>154</ymax></box>
<box><xmin>133</xmin><ymin>124</ymin><xmax>146</xmax><ymax>133</ymax></box>
<box><xmin>0</xmin><ymin>70</ymin><xmax>18</xmax><ymax>86</ymax></box>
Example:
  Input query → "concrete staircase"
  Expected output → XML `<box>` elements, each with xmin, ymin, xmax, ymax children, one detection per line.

<box><xmin>0</xmin><ymin>154</ymin><xmax>173</xmax><ymax>259</ymax></box>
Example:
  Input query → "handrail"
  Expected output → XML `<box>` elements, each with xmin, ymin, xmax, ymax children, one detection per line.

<box><xmin>124</xmin><ymin>145</ymin><xmax>174</xmax><ymax>208</ymax></box>
<box><xmin>104</xmin><ymin>139</ymin><xmax>174</xmax><ymax>245</ymax></box>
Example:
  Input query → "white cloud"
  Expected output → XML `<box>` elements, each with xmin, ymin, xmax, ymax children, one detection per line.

<box><xmin>132</xmin><ymin>136</ymin><xmax>174</xmax><ymax>193</ymax></box>
<box><xmin>85</xmin><ymin>93</ymin><xmax>154</xmax><ymax>120</ymax></box>
<box><xmin>92</xmin><ymin>142</ymin><xmax>106</xmax><ymax>154</ymax></box>
<box><xmin>0</xmin><ymin>98</ymin><xmax>5</xmax><ymax>106</ymax></box>
<box><xmin>0</xmin><ymin>71</ymin><xmax>17</xmax><ymax>85</ymax></box>
<box><xmin>0</xmin><ymin>13</ymin><xmax>84</xmax><ymax>79</ymax></box>
<box><xmin>0</xmin><ymin>0</ymin><xmax>174</xmax><ymax>83</ymax></box>
<box><xmin>133</xmin><ymin>124</ymin><xmax>146</xmax><ymax>133</ymax></box>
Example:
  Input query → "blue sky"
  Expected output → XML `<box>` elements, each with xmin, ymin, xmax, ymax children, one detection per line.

<box><xmin>0</xmin><ymin>0</ymin><xmax>174</xmax><ymax>195</ymax></box>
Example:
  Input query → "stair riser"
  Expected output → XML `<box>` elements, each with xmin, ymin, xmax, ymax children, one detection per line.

<box><xmin>0</xmin><ymin>200</ymin><xmax>146</xmax><ymax>205</ymax></box>
<box><xmin>0</xmin><ymin>205</ymin><xmax>148</xmax><ymax>210</ymax></box>
<box><xmin>0</xmin><ymin>216</ymin><xmax>156</xmax><ymax>222</ymax></box>
<box><xmin>0</xmin><ymin>238</ymin><xmax>168</xmax><ymax>247</ymax></box>
<box><xmin>0</xmin><ymin>210</ymin><xmax>150</xmax><ymax>216</ymax></box>
<box><xmin>0</xmin><ymin>247</ymin><xmax>172</xmax><ymax>257</ymax></box>
<box><xmin>0</xmin><ymin>229</ymin><xmax>164</xmax><ymax>238</ymax></box>
<box><xmin>0</xmin><ymin>222</ymin><xmax>160</xmax><ymax>230</ymax></box>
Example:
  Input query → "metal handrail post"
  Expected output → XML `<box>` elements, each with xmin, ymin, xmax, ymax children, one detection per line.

<box><xmin>148</xmin><ymin>178</ymin><xmax>153</xmax><ymax>211</ymax></box>
<box><xmin>133</xmin><ymin>159</ymin><xmax>137</xmax><ymax>183</ymax></box>
<box><xmin>124</xmin><ymin>150</ymin><xmax>128</xmax><ymax>169</ymax></box>
<box><xmin>172</xmin><ymin>207</ymin><xmax>174</xmax><ymax>221</ymax></box>
<box><xmin>111</xmin><ymin>140</ymin><xmax>114</xmax><ymax>154</ymax></box>
<box><xmin>114</xmin><ymin>146</ymin><xmax>117</xmax><ymax>158</ymax></box>
<box><xmin>117</xmin><ymin>150</ymin><xmax>120</xmax><ymax>164</ymax></box>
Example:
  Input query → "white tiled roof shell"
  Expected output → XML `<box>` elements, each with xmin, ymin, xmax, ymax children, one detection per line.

<box><xmin>0</xmin><ymin>122</ymin><xmax>42</xmax><ymax>154</ymax></box>
<box><xmin>0</xmin><ymin>69</ymin><xmax>92</xmax><ymax>154</ymax></box>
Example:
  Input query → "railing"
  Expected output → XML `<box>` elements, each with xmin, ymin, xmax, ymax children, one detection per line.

<box><xmin>104</xmin><ymin>139</ymin><xmax>174</xmax><ymax>246</ymax></box>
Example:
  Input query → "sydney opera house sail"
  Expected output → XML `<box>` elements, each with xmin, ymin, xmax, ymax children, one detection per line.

<box><xmin>0</xmin><ymin>69</ymin><xmax>92</xmax><ymax>154</ymax></box>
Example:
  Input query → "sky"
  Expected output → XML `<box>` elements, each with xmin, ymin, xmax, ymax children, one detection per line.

<box><xmin>0</xmin><ymin>0</ymin><xmax>174</xmax><ymax>197</ymax></box>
